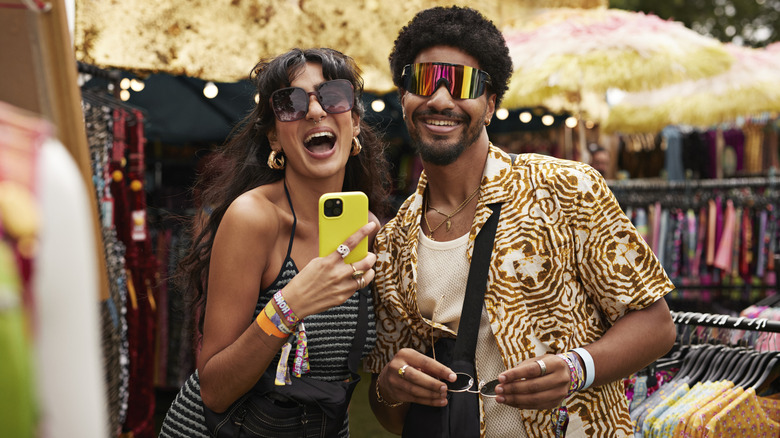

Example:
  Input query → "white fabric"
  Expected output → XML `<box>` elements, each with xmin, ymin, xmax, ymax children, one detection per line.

<box><xmin>417</xmin><ymin>231</ymin><xmax>527</xmax><ymax>438</ymax></box>
<box><xmin>34</xmin><ymin>138</ymin><xmax>107</xmax><ymax>437</ymax></box>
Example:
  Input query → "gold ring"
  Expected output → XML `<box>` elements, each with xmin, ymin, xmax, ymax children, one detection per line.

<box><xmin>351</xmin><ymin>270</ymin><xmax>366</xmax><ymax>279</ymax></box>
<box><xmin>357</xmin><ymin>276</ymin><xmax>366</xmax><ymax>289</ymax></box>
<box><xmin>354</xmin><ymin>278</ymin><xmax>361</xmax><ymax>290</ymax></box>
<box><xmin>536</xmin><ymin>359</ymin><xmax>547</xmax><ymax>377</ymax></box>
<box><xmin>350</xmin><ymin>264</ymin><xmax>358</xmax><ymax>273</ymax></box>
<box><xmin>398</xmin><ymin>364</ymin><xmax>410</xmax><ymax>379</ymax></box>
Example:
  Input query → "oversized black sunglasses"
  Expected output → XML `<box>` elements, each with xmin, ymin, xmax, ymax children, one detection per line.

<box><xmin>270</xmin><ymin>79</ymin><xmax>355</xmax><ymax>122</ymax></box>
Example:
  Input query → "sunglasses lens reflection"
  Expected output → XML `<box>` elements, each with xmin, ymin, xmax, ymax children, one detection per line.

<box><xmin>317</xmin><ymin>80</ymin><xmax>353</xmax><ymax>114</ymax></box>
<box><xmin>402</xmin><ymin>63</ymin><xmax>490</xmax><ymax>99</ymax></box>
<box><xmin>480</xmin><ymin>380</ymin><xmax>499</xmax><ymax>396</ymax></box>
<box><xmin>447</xmin><ymin>373</ymin><xmax>474</xmax><ymax>392</ymax></box>
<box><xmin>271</xmin><ymin>80</ymin><xmax>354</xmax><ymax>122</ymax></box>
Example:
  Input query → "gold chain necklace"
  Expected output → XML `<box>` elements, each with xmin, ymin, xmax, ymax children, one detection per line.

<box><xmin>423</xmin><ymin>184</ymin><xmax>480</xmax><ymax>240</ymax></box>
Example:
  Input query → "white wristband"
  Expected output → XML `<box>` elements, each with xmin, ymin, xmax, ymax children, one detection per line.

<box><xmin>572</xmin><ymin>347</ymin><xmax>595</xmax><ymax>389</ymax></box>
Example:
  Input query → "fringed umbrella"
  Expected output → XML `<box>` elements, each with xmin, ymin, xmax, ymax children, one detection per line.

<box><xmin>604</xmin><ymin>43</ymin><xmax>780</xmax><ymax>134</ymax></box>
<box><xmin>502</xmin><ymin>7</ymin><xmax>735</xmax><ymax>143</ymax></box>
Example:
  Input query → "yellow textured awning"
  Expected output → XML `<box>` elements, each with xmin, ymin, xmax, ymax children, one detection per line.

<box><xmin>74</xmin><ymin>0</ymin><xmax>607</xmax><ymax>93</ymax></box>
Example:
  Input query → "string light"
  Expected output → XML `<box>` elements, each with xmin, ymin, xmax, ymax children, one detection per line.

<box><xmin>371</xmin><ymin>99</ymin><xmax>385</xmax><ymax>113</ymax></box>
<box><xmin>519</xmin><ymin>111</ymin><xmax>532</xmax><ymax>123</ymax></box>
<box><xmin>541</xmin><ymin>115</ymin><xmax>555</xmax><ymax>126</ymax></box>
<box><xmin>565</xmin><ymin>117</ymin><xmax>578</xmax><ymax>128</ymax></box>
<box><xmin>203</xmin><ymin>81</ymin><xmax>219</xmax><ymax>99</ymax></box>
<box><xmin>130</xmin><ymin>78</ymin><xmax>145</xmax><ymax>92</ymax></box>
<box><xmin>495</xmin><ymin>108</ymin><xmax>509</xmax><ymax>120</ymax></box>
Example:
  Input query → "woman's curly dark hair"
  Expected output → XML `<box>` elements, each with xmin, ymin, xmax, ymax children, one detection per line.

<box><xmin>178</xmin><ymin>48</ymin><xmax>391</xmax><ymax>332</ymax></box>
<box><xmin>388</xmin><ymin>6</ymin><xmax>513</xmax><ymax>107</ymax></box>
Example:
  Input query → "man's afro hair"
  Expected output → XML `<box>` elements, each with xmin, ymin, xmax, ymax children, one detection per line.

<box><xmin>389</xmin><ymin>6</ymin><xmax>513</xmax><ymax>106</ymax></box>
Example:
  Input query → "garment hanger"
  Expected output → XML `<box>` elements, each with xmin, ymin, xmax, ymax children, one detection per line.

<box><xmin>700</xmin><ymin>346</ymin><xmax>734</xmax><ymax>382</ymax></box>
<box><xmin>726</xmin><ymin>350</ymin><xmax>760</xmax><ymax>385</ymax></box>
<box><xmin>753</xmin><ymin>352</ymin><xmax>780</xmax><ymax>395</ymax></box>
<box><xmin>732</xmin><ymin>350</ymin><xmax>765</xmax><ymax>387</ymax></box>
<box><xmin>739</xmin><ymin>350</ymin><xmax>777</xmax><ymax>388</ymax></box>
<box><xmin>710</xmin><ymin>346</ymin><xmax>748</xmax><ymax>382</ymax></box>
<box><xmin>686</xmin><ymin>344</ymin><xmax>724</xmax><ymax>384</ymax></box>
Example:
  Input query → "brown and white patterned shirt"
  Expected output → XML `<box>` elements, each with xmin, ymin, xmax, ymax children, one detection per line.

<box><xmin>366</xmin><ymin>145</ymin><xmax>674</xmax><ymax>437</ymax></box>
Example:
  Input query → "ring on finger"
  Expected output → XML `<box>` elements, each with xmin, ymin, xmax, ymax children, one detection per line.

<box><xmin>351</xmin><ymin>269</ymin><xmax>365</xmax><ymax>279</ymax></box>
<box><xmin>337</xmin><ymin>244</ymin><xmax>350</xmax><ymax>259</ymax></box>
<box><xmin>357</xmin><ymin>276</ymin><xmax>366</xmax><ymax>289</ymax></box>
<box><xmin>536</xmin><ymin>359</ymin><xmax>547</xmax><ymax>377</ymax></box>
<box><xmin>398</xmin><ymin>364</ymin><xmax>409</xmax><ymax>379</ymax></box>
<box><xmin>354</xmin><ymin>278</ymin><xmax>361</xmax><ymax>290</ymax></box>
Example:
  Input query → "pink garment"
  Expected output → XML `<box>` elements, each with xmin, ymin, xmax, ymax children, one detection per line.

<box><xmin>713</xmin><ymin>200</ymin><xmax>735</xmax><ymax>272</ymax></box>
<box><xmin>706</xmin><ymin>199</ymin><xmax>717</xmax><ymax>266</ymax></box>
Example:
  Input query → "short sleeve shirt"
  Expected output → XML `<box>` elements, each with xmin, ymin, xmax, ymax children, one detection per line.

<box><xmin>366</xmin><ymin>146</ymin><xmax>675</xmax><ymax>438</ymax></box>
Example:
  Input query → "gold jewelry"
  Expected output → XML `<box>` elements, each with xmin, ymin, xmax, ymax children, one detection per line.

<box><xmin>375</xmin><ymin>377</ymin><xmax>403</xmax><ymax>408</ymax></box>
<box><xmin>267</xmin><ymin>150</ymin><xmax>285</xmax><ymax>170</ymax></box>
<box><xmin>351</xmin><ymin>270</ymin><xmax>366</xmax><ymax>279</ymax></box>
<box><xmin>484</xmin><ymin>119</ymin><xmax>491</xmax><ymax>126</ymax></box>
<box><xmin>398</xmin><ymin>364</ymin><xmax>410</xmax><ymax>379</ymax></box>
<box><xmin>351</xmin><ymin>137</ymin><xmax>362</xmax><ymax>156</ymax></box>
<box><xmin>357</xmin><ymin>276</ymin><xmax>366</xmax><ymax>289</ymax></box>
<box><xmin>423</xmin><ymin>185</ymin><xmax>480</xmax><ymax>240</ymax></box>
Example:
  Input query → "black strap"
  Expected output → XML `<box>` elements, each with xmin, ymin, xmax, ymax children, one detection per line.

<box><xmin>452</xmin><ymin>152</ymin><xmax>514</xmax><ymax>361</ymax></box>
<box><xmin>347</xmin><ymin>287</ymin><xmax>369</xmax><ymax>375</ymax></box>
<box><xmin>452</xmin><ymin>203</ymin><xmax>502</xmax><ymax>362</ymax></box>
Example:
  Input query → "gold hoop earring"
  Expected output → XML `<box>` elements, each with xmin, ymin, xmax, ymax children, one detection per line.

<box><xmin>268</xmin><ymin>150</ymin><xmax>285</xmax><ymax>170</ymax></box>
<box><xmin>351</xmin><ymin>137</ymin><xmax>362</xmax><ymax>156</ymax></box>
<box><xmin>484</xmin><ymin>119</ymin><xmax>491</xmax><ymax>126</ymax></box>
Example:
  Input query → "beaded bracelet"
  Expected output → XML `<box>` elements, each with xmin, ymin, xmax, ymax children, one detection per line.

<box><xmin>375</xmin><ymin>378</ymin><xmax>403</xmax><ymax>408</ymax></box>
<box><xmin>556</xmin><ymin>352</ymin><xmax>586</xmax><ymax>396</ymax></box>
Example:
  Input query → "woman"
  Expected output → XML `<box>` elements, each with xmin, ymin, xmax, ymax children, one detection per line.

<box><xmin>159</xmin><ymin>47</ymin><xmax>390</xmax><ymax>437</ymax></box>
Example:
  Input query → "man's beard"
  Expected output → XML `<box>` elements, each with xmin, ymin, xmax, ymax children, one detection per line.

<box><xmin>407</xmin><ymin>108</ymin><xmax>485</xmax><ymax>166</ymax></box>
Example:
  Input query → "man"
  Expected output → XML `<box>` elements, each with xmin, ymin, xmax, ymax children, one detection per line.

<box><xmin>366</xmin><ymin>6</ymin><xmax>677</xmax><ymax>438</ymax></box>
<box><xmin>590</xmin><ymin>144</ymin><xmax>611</xmax><ymax>178</ymax></box>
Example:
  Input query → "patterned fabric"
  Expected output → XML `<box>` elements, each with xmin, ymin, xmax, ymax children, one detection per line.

<box><xmin>684</xmin><ymin>386</ymin><xmax>744</xmax><ymax>438</ymax></box>
<box><xmin>704</xmin><ymin>388</ymin><xmax>780</xmax><ymax>437</ymax></box>
<box><xmin>641</xmin><ymin>383</ymin><xmax>689</xmax><ymax>437</ymax></box>
<box><xmin>366</xmin><ymin>145</ymin><xmax>675</xmax><ymax>438</ymax></box>
<box><xmin>160</xmin><ymin>195</ymin><xmax>377</xmax><ymax>437</ymax></box>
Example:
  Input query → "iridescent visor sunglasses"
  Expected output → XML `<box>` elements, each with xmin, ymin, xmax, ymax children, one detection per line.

<box><xmin>401</xmin><ymin>62</ymin><xmax>491</xmax><ymax>99</ymax></box>
<box><xmin>270</xmin><ymin>79</ymin><xmax>355</xmax><ymax>122</ymax></box>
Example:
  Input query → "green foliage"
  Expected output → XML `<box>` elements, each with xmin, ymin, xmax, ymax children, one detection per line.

<box><xmin>610</xmin><ymin>0</ymin><xmax>779</xmax><ymax>46</ymax></box>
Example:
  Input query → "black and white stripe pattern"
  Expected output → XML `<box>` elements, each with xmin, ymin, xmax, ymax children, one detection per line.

<box><xmin>159</xmin><ymin>258</ymin><xmax>376</xmax><ymax>437</ymax></box>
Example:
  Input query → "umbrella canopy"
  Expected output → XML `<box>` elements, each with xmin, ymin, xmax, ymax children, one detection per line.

<box><xmin>604</xmin><ymin>43</ymin><xmax>780</xmax><ymax>133</ymax></box>
<box><xmin>73</xmin><ymin>0</ymin><xmax>608</xmax><ymax>94</ymax></box>
<box><xmin>502</xmin><ymin>8</ymin><xmax>735</xmax><ymax>124</ymax></box>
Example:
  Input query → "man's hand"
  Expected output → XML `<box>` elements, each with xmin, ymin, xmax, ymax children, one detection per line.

<box><xmin>494</xmin><ymin>354</ymin><xmax>570</xmax><ymax>410</ymax></box>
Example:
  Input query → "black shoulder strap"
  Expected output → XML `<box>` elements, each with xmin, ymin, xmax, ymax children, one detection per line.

<box><xmin>452</xmin><ymin>202</ymin><xmax>502</xmax><ymax>362</ymax></box>
<box><xmin>346</xmin><ymin>287</ymin><xmax>369</xmax><ymax>375</ymax></box>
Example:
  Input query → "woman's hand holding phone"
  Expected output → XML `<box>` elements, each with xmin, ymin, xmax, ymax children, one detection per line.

<box><xmin>277</xmin><ymin>192</ymin><xmax>376</xmax><ymax>319</ymax></box>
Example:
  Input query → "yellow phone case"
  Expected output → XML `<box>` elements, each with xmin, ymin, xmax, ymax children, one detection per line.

<box><xmin>318</xmin><ymin>191</ymin><xmax>368</xmax><ymax>264</ymax></box>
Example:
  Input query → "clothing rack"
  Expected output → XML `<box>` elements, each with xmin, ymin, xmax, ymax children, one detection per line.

<box><xmin>671</xmin><ymin>311</ymin><xmax>780</xmax><ymax>334</ymax></box>
<box><xmin>608</xmin><ymin>175</ymin><xmax>778</xmax><ymax>192</ymax></box>
<box><xmin>77</xmin><ymin>61</ymin><xmax>122</xmax><ymax>95</ymax></box>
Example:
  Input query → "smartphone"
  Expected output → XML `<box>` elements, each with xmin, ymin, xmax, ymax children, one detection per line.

<box><xmin>318</xmin><ymin>191</ymin><xmax>369</xmax><ymax>264</ymax></box>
